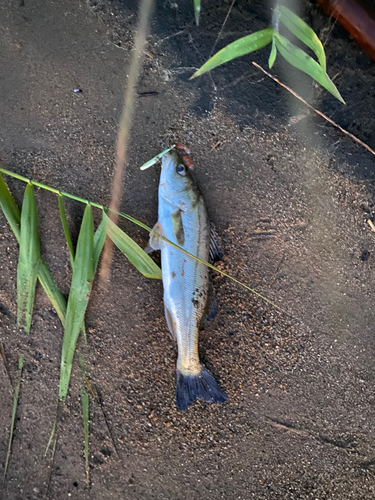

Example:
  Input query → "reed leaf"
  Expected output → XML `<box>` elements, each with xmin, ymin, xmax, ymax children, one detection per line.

<box><xmin>17</xmin><ymin>184</ymin><xmax>41</xmax><ymax>333</ymax></box>
<box><xmin>194</xmin><ymin>0</ymin><xmax>200</xmax><ymax>26</ymax></box>
<box><xmin>274</xmin><ymin>32</ymin><xmax>345</xmax><ymax>103</ymax></box>
<box><xmin>191</xmin><ymin>28</ymin><xmax>273</xmax><ymax>79</ymax></box>
<box><xmin>58</xmin><ymin>194</ymin><xmax>92</xmax><ymax>343</ymax></box>
<box><xmin>0</xmin><ymin>174</ymin><xmax>21</xmax><ymax>242</ymax></box>
<box><xmin>104</xmin><ymin>211</ymin><xmax>162</xmax><ymax>279</ymax></box>
<box><xmin>38</xmin><ymin>263</ymin><xmax>67</xmax><ymax>326</ymax></box>
<box><xmin>59</xmin><ymin>204</ymin><xmax>94</xmax><ymax>400</ymax></box>
<box><xmin>0</xmin><ymin>175</ymin><xmax>67</xmax><ymax>327</ymax></box>
<box><xmin>93</xmin><ymin>211</ymin><xmax>107</xmax><ymax>272</ymax></box>
<box><xmin>58</xmin><ymin>194</ymin><xmax>74</xmax><ymax>265</ymax></box>
<box><xmin>275</xmin><ymin>5</ymin><xmax>326</xmax><ymax>71</ymax></box>
<box><xmin>268</xmin><ymin>36</ymin><xmax>277</xmax><ymax>69</ymax></box>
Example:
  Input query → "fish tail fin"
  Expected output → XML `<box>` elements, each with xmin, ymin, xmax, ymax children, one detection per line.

<box><xmin>176</xmin><ymin>365</ymin><xmax>227</xmax><ymax>410</ymax></box>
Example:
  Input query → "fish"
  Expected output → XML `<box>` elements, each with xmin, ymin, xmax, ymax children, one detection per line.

<box><xmin>147</xmin><ymin>147</ymin><xmax>227</xmax><ymax>410</ymax></box>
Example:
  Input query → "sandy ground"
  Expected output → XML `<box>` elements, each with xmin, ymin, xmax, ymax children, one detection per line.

<box><xmin>1</xmin><ymin>0</ymin><xmax>375</xmax><ymax>498</ymax></box>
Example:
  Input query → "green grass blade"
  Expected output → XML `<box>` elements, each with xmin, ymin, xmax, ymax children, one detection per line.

<box><xmin>59</xmin><ymin>204</ymin><xmax>94</xmax><ymax>400</ymax></box>
<box><xmin>58</xmin><ymin>194</ymin><xmax>83</xmax><ymax>348</ymax></box>
<box><xmin>103</xmin><ymin>212</ymin><xmax>162</xmax><ymax>280</ymax></box>
<box><xmin>194</xmin><ymin>0</ymin><xmax>200</xmax><ymax>26</ymax></box>
<box><xmin>3</xmin><ymin>354</ymin><xmax>24</xmax><ymax>484</ymax></box>
<box><xmin>44</xmin><ymin>419</ymin><xmax>57</xmax><ymax>457</ymax></box>
<box><xmin>59</xmin><ymin>195</ymin><xmax>90</xmax><ymax>344</ymax></box>
<box><xmin>38</xmin><ymin>262</ymin><xmax>67</xmax><ymax>326</ymax></box>
<box><xmin>58</xmin><ymin>194</ymin><xmax>74</xmax><ymax>265</ymax></box>
<box><xmin>80</xmin><ymin>387</ymin><xmax>89</xmax><ymax>482</ymax></box>
<box><xmin>0</xmin><ymin>174</ymin><xmax>21</xmax><ymax>243</ymax></box>
<box><xmin>17</xmin><ymin>184</ymin><xmax>41</xmax><ymax>333</ymax></box>
<box><xmin>0</xmin><ymin>175</ymin><xmax>67</xmax><ymax>326</ymax></box>
<box><xmin>191</xmin><ymin>28</ymin><xmax>273</xmax><ymax>79</ymax></box>
<box><xmin>276</xmin><ymin>5</ymin><xmax>326</xmax><ymax>71</ymax></box>
<box><xmin>274</xmin><ymin>32</ymin><xmax>345</xmax><ymax>104</ymax></box>
<box><xmin>268</xmin><ymin>35</ymin><xmax>277</xmax><ymax>69</ymax></box>
<box><xmin>93</xmin><ymin>211</ymin><xmax>107</xmax><ymax>272</ymax></box>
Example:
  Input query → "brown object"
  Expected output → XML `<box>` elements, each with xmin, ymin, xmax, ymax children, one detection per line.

<box><xmin>316</xmin><ymin>0</ymin><xmax>375</xmax><ymax>61</ymax></box>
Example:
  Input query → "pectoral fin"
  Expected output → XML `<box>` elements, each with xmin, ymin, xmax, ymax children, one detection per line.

<box><xmin>147</xmin><ymin>221</ymin><xmax>166</xmax><ymax>252</ymax></box>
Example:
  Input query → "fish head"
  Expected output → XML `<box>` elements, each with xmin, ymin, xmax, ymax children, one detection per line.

<box><xmin>159</xmin><ymin>150</ymin><xmax>200</xmax><ymax>211</ymax></box>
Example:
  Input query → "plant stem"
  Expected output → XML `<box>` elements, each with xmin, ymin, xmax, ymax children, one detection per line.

<box><xmin>0</xmin><ymin>167</ymin><xmax>285</xmax><ymax>313</ymax></box>
<box><xmin>0</xmin><ymin>167</ymin><xmax>152</xmax><ymax>230</ymax></box>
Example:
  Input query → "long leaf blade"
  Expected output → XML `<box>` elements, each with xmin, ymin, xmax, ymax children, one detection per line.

<box><xmin>38</xmin><ymin>262</ymin><xmax>67</xmax><ymax>326</ymax></box>
<box><xmin>0</xmin><ymin>175</ymin><xmax>67</xmax><ymax>326</ymax></box>
<box><xmin>104</xmin><ymin>212</ymin><xmax>162</xmax><ymax>280</ymax></box>
<box><xmin>276</xmin><ymin>5</ymin><xmax>326</xmax><ymax>71</ymax></box>
<box><xmin>268</xmin><ymin>35</ymin><xmax>277</xmax><ymax>69</ymax></box>
<box><xmin>59</xmin><ymin>195</ymin><xmax>89</xmax><ymax>341</ymax></box>
<box><xmin>58</xmin><ymin>194</ymin><xmax>75</xmax><ymax>264</ymax></box>
<box><xmin>59</xmin><ymin>204</ymin><xmax>94</xmax><ymax>400</ymax></box>
<box><xmin>0</xmin><ymin>174</ymin><xmax>21</xmax><ymax>243</ymax></box>
<box><xmin>191</xmin><ymin>28</ymin><xmax>273</xmax><ymax>79</ymax></box>
<box><xmin>194</xmin><ymin>0</ymin><xmax>200</xmax><ymax>26</ymax></box>
<box><xmin>17</xmin><ymin>184</ymin><xmax>41</xmax><ymax>333</ymax></box>
<box><xmin>93</xmin><ymin>211</ymin><xmax>107</xmax><ymax>272</ymax></box>
<box><xmin>274</xmin><ymin>33</ymin><xmax>345</xmax><ymax>104</ymax></box>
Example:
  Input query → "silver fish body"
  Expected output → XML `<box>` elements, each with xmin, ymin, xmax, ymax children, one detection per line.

<box><xmin>149</xmin><ymin>149</ymin><xmax>226</xmax><ymax>410</ymax></box>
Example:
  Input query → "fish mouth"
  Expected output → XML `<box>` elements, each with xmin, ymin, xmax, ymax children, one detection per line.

<box><xmin>161</xmin><ymin>150</ymin><xmax>178</xmax><ymax>173</ymax></box>
<box><xmin>162</xmin><ymin>145</ymin><xmax>195</xmax><ymax>171</ymax></box>
<box><xmin>171</xmin><ymin>143</ymin><xmax>193</xmax><ymax>168</ymax></box>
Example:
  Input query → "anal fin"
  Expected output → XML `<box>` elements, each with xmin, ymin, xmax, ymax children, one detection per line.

<box><xmin>210</xmin><ymin>223</ymin><xmax>223</xmax><ymax>262</ymax></box>
<box><xmin>164</xmin><ymin>303</ymin><xmax>177</xmax><ymax>339</ymax></box>
<box><xmin>201</xmin><ymin>281</ymin><xmax>217</xmax><ymax>326</ymax></box>
<box><xmin>205</xmin><ymin>294</ymin><xmax>217</xmax><ymax>322</ymax></box>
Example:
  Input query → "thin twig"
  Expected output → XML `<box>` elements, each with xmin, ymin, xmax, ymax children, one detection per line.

<box><xmin>252</xmin><ymin>62</ymin><xmax>375</xmax><ymax>158</ymax></box>
<box><xmin>154</xmin><ymin>28</ymin><xmax>188</xmax><ymax>46</ymax></box>
<box><xmin>91</xmin><ymin>383</ymin><xmax>121</xmax><ymax>460</ymax></box>
<box><xmin>100</xmin><ymin>0</ymin><xmax>154</xmax><ymax>282</ymax></box>
<box><xmin>188</xmin><ymin>33</ymin><xmax>217</xmax><ymax>91</ymax></box>
<box><xmin>209</xmin><ymin>0</ymin><xmax>236</xmax><ymax>57</ymax></box>
<box><xmin>367</xmin><ymin>220</ymin><xmax>375</xmax><ymax>233</ymax></box>
<box><xmin>3</xmin><ymin>355</ymin><xmax>24</xmax><ymax>487</ymax></box>
<box><xmin>45</xmin><ymin>400</ymin><xmax>62</xmax><ymax>499</ymax></box>
<box><xmin>0</xmin><ymin>341</ymin><xmax>13</xmax><ymax>390</ymax></box>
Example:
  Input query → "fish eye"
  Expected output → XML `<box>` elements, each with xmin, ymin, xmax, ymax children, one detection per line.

<box><xmin>176</xmin><ymin>164</ymin><xmax>186</xmax><ymax>176</ymax></box>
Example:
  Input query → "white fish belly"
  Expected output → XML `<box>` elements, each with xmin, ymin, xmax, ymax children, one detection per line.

<box><xmin>159</xmin><ymin>200</ymin><xmax>210</xmax><ymax>373</ymax></box>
